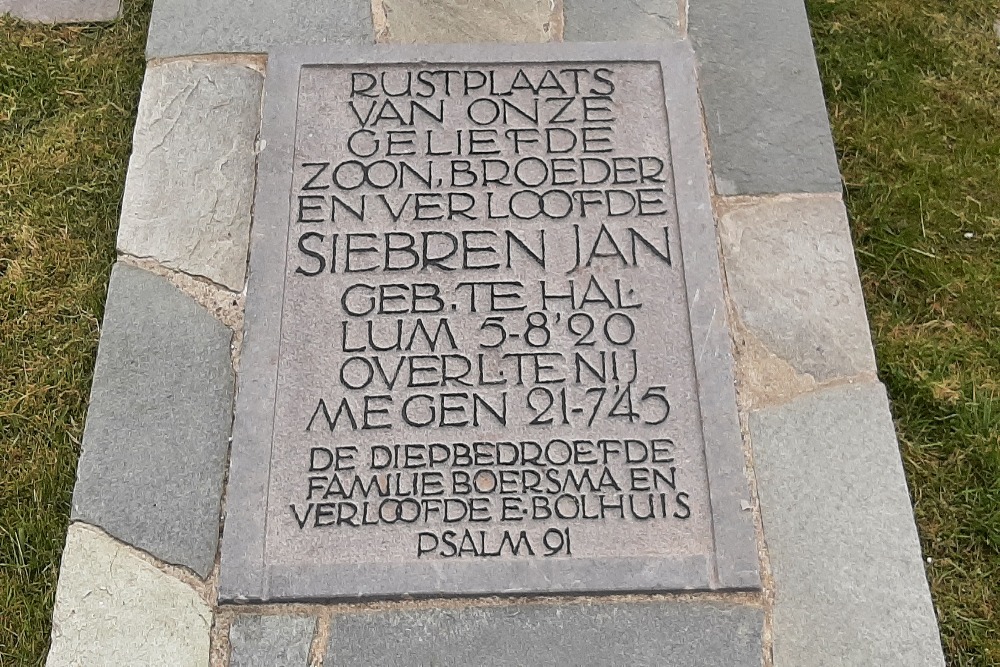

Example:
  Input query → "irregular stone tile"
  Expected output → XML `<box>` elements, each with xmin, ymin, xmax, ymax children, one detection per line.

<box><xmin>146</xmin><ymin>0</ymin><xmax>372</xmax><ymax>58</ymax></box>
<box><xmin>0</xmin><ymin>0</ymin><xmax>118</xmax><ymax>22</ymax></box>
<box><xmin>72</xmin><ymin>263</ymin><xmax>233</xmax><ymax>577</ymax></box>
<box><xmin>326</xmin><ymin>601</ymin><xmax>763</xmax><ymax>666</ymax></box>
<box><xmin>230</xmin><ymin>615</ymin><xmax>315</xmax><ymax>667</ymax></box>
<box><xmin>719</xmin><ymin>196</ymin><xmax>877</xmax><ymax>382</ymax></box>
<box><xmin>47</xmin><ymin>524</ymin><xmax>211</xmax><ymax>667</ymax></box>
<box><xmin>751</xmin><ymin>383</ymin><xmax>945</xmax><ymax>666</ymax></box>
<box><xmin>564</xmin><ymin>0</ymin><xmax>678</xmax><ymax>41</ymax></box>
<box><xmin>118</xmin><ymin>61</ymin><xmax>262</xmax><ymax>291</ymax></box>
<box><xmin>381</xmin><ymin>0</ymin><xmax>560</xmax><ymax>43</ymax></box>
<box><xmin>689</xmin><ymin>0</ymin><xmax>842</xmax><ymax>194</ymax></box>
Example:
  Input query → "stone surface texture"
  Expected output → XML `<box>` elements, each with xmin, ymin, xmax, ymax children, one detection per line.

<box><xmin>325</xmin><ymin>601</ymin><xmax>763</xmax><ymax>666</ymax></box>
<box><xmin>229</xmin><ymin>615</ymin><xmax>316</xmax><ymax>667</ymax></box>
<box><xmin>751</xmin><ymin>383</ymin><xmax>945</xmax><ymax>666</ymax></box>
<box><xmin>71</xmin><ymin>263</ymin><xmax>234</xmax><ymax>578</ymax></box>
<box><xmin>689</xmin><ymin>0</ymin><xmax>842</xmax><ymax>194</ymax></box>
<box><xmin>719</xmin><ymin>196</ymin><xmax>877</xmax><ymax>382</ymax></box>
<box><xmin>46</xmin><ymin>524</ymin><xmax>211</xmax><ymax>667</ymax></box>
<box><xmin>564</xmin><ymin>0</ymin><xmax>678</xmax><ymax>41</ymax></box>
<box><xmin>0</xmin><ymin>0</ymin><xmax>118</xmax><ymax>22</ymax></box>
<box><xmin>254</xmin><ymin>59</ymin><xmax>711</xmax><ymax>593</ymax></box>
<box><xmin>146</xmin><ymin>0</ymin><xmax>372</xmax><ymax>57</ymax></box>
<box><xmin>118</xmin><ymin>60</ymin><xmax>262</xmax><ymax>291</ymax></box>
<box><xmin>221</xmin><ymin>45</ymin><xmax>759</xmax><ymax>601</ymax></box>
<box><xmin>380</xmin><ymin>0</ymin><xmax>560</xmax><ymax>43</ymax></box>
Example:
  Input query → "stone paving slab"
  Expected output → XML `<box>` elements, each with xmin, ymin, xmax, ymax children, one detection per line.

<box><xmin>719</xmin><ymin>196</ymin><xmax>877</xmax><ymax>382</ymax></box>
<box><xmin>219</xmin><ymin>41</ymin><xmax>760</xmax><ymax>601</ymax></box>
<box><xmin>325</xmin><ymin>601</ymin><xmax>763</xmax><ymax>666</ymax></box>
<box><xmin>118</xmin><ymin>60</ymin><xmax>261</xmax><ymax>291</ymax></box>
<box><xmin>751</xmin><ymin>382</ymin><xmax>945</xmax><ymax>666</ymax></box>
<box><xmin>229</xmin><ymin>615</ymin><xmax>316</xmax><ymax>667</ymax></box>
<box><xmin>0</xmin><ymin>0</ymin><xmax>118</xmax><ymax>22</ymax></box>
<box><xmin>146</xmin><ymin>0</ymin><xmax>372</xmax><ymax>58</ymax></box>
<box><xmin>47</xmin><ymin>524</ymin><xmax>211</xmax><ymax>667</ymax></box>
<box><xmin>71</xmin><ymin>263</ymin><xmax>234</xmax><ymax>578</ymax></box>
<box><xmin>689</xmin><ymin>0</ymin><xmax>842</xmax><ymax>194</ymax></box>
<box><xmin>380</xmin><ymin>0</ymin><xmax>560</xmax><ymax>43</ymax></box>
<box><xmin>563</xmin><ymin>0</ymin><xmax>678</xmax><ymax>41</ymax></box>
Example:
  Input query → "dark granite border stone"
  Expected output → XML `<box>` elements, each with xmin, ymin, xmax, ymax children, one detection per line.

<box><xmin>323</xmin><ymin>599</ymin><xmax>764</xmax><ymax>666</ymax></box>
<box><xmin>145</xmin><ymin>0</ymin><xmax>373</xmax><ymax>59</ymax></box>
<box><xmin>71</xmin><ymin>263</ymin><xmax>234</xmax><ymax>577</ymax></box>
<box><xmin>751</xmin><ymin>382</ymin><xmax>945</xmax><ymax>666</ymax></box>
<box><xmin>688</xmin><ymin>0</ymin><xmax>843</xmax><ymax>194</ymax></box>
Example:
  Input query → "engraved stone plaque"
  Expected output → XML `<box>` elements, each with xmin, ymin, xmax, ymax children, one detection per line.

<box><xmin>220</xmin><ymin>43</ymin><xmax>760</xmax><ymax>602</ymax></box>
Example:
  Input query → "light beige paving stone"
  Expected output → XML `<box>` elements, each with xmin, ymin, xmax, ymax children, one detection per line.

<box><xmin>564</xmin><ymin>0</ymin><xmax>678</xmax><ymax>41</ymax></box>
<box><xmin>379</xmin><ymin>0</ymin><xmax>561</xmax><ymax>43</ymax></box>
<box><xmin>0</xmin><ymin>0</ymin><xmax>118</xmax><ymax>22</ymax></box>
<box><xmin>719</xmin><ymin>196</ymin><xmax>878</xmax><ymax>382</ymax></box>
<box><xmin>119</xmin><ymin>60</ymin><xmax>263</xmax><ymax>291</ymax></box>
<box><xmin>46</xmin><ymin>524</ymin><xmax>212</xmax><ymax>667</ymax></box>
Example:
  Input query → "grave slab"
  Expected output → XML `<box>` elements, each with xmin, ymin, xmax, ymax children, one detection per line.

<box><xmin>564</xmin><ymin>0</ymin><xmax>678</xmax><ymax>42</ymax></box>
<box><xmin>220</xmin><ymin>42</ymin><xmax>759</xmax><ymax>602</ymax></box>
<box><xmin>324</xmin><ymin>600</ymin><xmax>763</xmax><ymax>666</ymax></box>
<box><xmin>380</xmin><ymin>0</ymin><xmax>560</xmax><ymax>43</ymax></box>
<box><xmin>146</xmin><ymin>0</ymin><xmax>372</xmax><ymax>58</ymax></box>
<box><xmin>689</xmin><ymin>0</ymin><xmax>842</xmax><ymax>194</ymax></box>
<box><xmin>72</xmin><ymin>263</ymin><xmax>233</xmax><ymax>578</ymax></box>
<box><xmin>751</xmin><ymin>382</ymin><xmax>945</xmax><ymax>666</ymax></box>
<box><xmin>46</xmin><ymin>524</ymin><xmax>211</xmax><ymax>667</ymax></box>
<box><xmin>719</xmin><ymin>196</ymin><xmax>877</xmax><ymax>381</ymax></box>
<box><xmin>229</xmin><ymin>615</ymin><xmax>316</xmax><ymax>667</ymax></box>
<box><xmin>118</xmin><ymin>61</ymin><xmax>262</xmax><ymax>291</ymax></box>
<box><xmin>0</xmin><ymin>0</ymin><xmax>118</xmax><ymax>23</ymax></box>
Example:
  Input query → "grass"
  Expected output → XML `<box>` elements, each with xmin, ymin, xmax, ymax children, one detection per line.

<box><xmin>0</xmin><ymin>1</ymin><xmax>150</xmax><ymax>664</ymax></box>
<box><xmin>808</xmin><ymin>0</ymin><xmax>1000</xmax><ymax>663</ymax></box>
<box><xmin>0</xmin><ymin>0</ymin><xmax>997</xmax><ymax>665</ymax></box>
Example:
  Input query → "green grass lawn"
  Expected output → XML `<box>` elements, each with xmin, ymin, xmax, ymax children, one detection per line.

<box><xmin>0</xmin><ymin>2</ymin><xmax>149</xmax><ymax>664</ymax></box>
<box><xmin>808</xmin><ymin>0</ymin><xmax>1000</xmax><ymax>662</ymax></box>
<box><xmin>0</xmin><ymin>0</ymin><xmax>998</xmax><ymax>664</ymax></box>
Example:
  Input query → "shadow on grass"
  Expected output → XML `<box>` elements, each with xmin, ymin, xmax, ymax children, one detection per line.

<box><xmin>809</xmin><ymin>0</ymin><xmax>1000</xmax><ymax>663</ymax></box>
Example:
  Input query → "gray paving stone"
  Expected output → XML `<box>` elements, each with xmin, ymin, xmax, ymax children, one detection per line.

<box><xmin>564</xmin><ymin>0</ymin><xmax>678</xmax><ymax>41</ymax></box>
<box><xmin>325</xmin><ymin>601</ymin><xmax>763</xmax><ymax>666</ymax></box>
<box><xmin>118</xmin><ymin>61</ymin><xmax>262</xmax><ymax>291</ymax></box>
<box><xmin>230</xmin><ymin>615</ymin><xmax>315</xmax><ymax>667</ymax></box>
<box><xmin>751</xmin><ymin>383</ymin><xmax>945</xmax><ymax>666</ymax></box>
<box><xmin>381</xmin><ymin>0</ymin><xmax>559</xmax><ymax>43</ymax></box>
<box><xmin>689</xmin><ymin>0</ymin><xmax>842</xmax><ymax>194</ymax></box>
<box><xmin>47</xmin><ymin>524</ymin><xmax>211</xmax><ymax>667</ymax></box>
<box><xmin>719</xmin><ymin>196</ymin><xmax>877</xmax><ymax>382</ymax></box>
<box><xmin>71</xmin><ymin>263</ymin><xmax>233</xmax><ymax>578</ymax></box>
<box><xmin>0</xmin><ymin>0</ymin><xmax>118</xmax><ymax>22</ymax></box>
<box><xmin>146</xmin><ymin>0</ymin><xmax>371</xmax><ymax>58</ymax></box>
